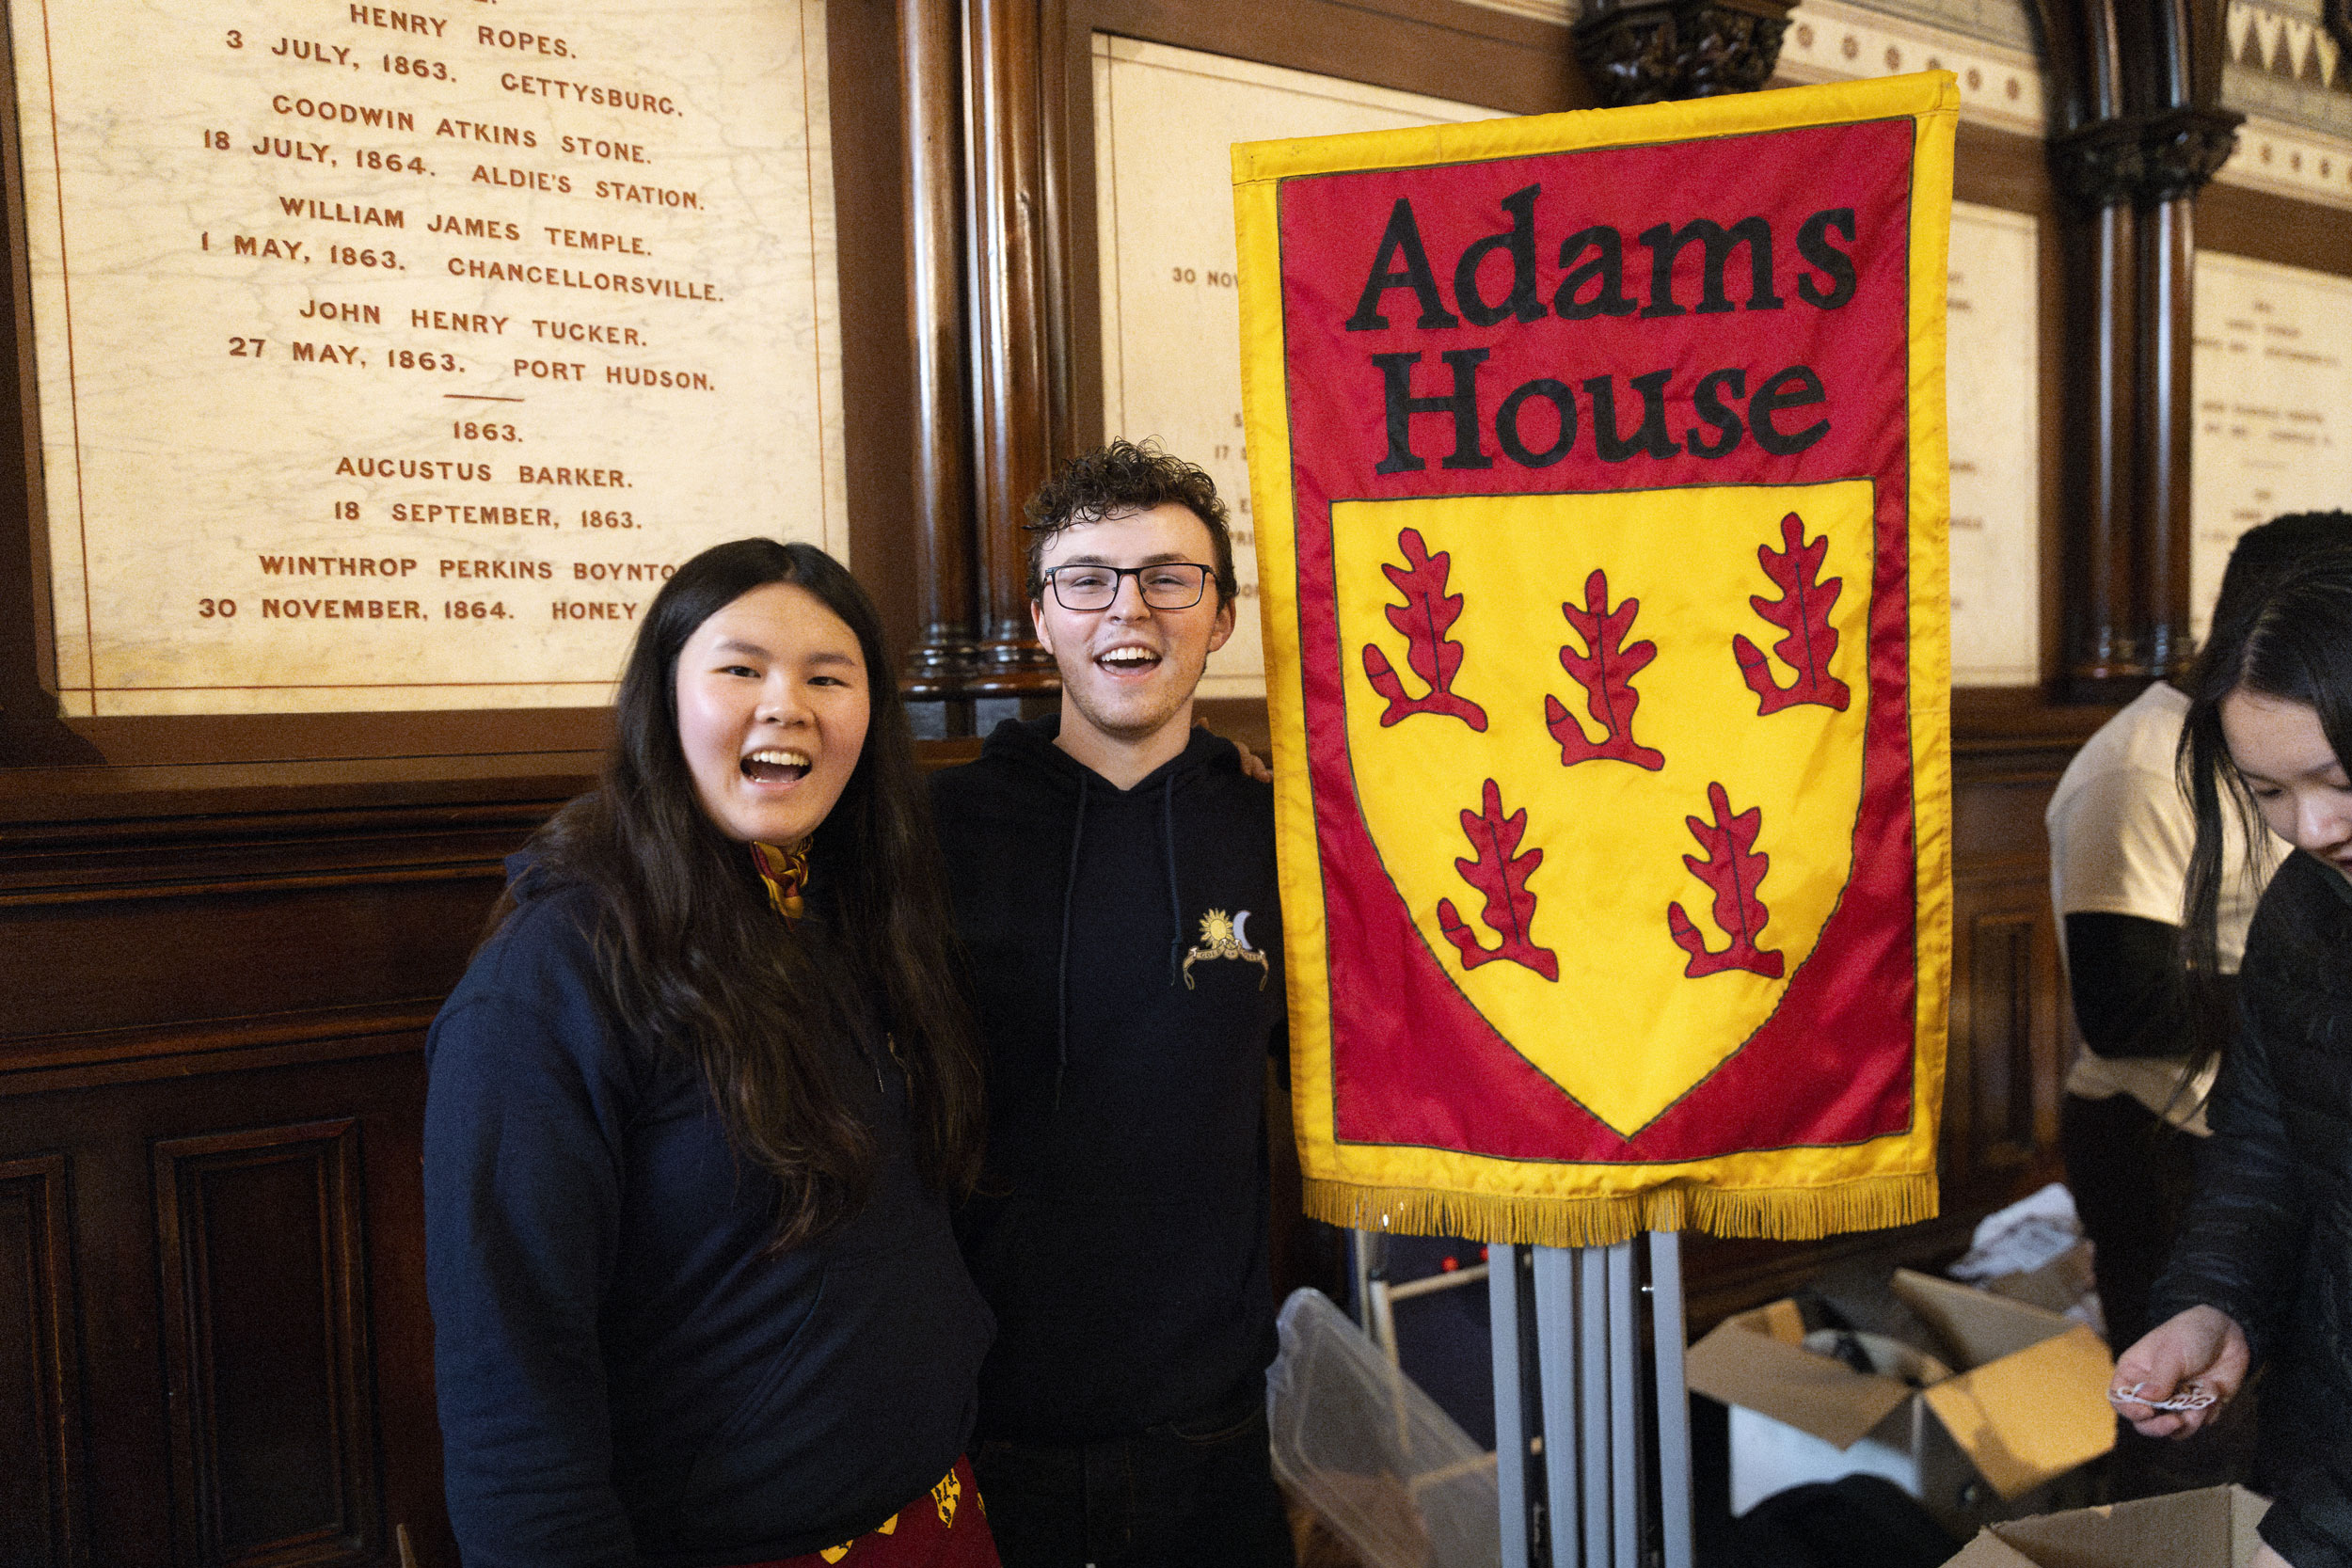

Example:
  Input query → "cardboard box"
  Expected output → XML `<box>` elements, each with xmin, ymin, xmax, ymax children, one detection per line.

<box><xmin>1686</xmin><ymin>1269</ymin><xmax>2116</xmax><ymax>1533</ymax></box>
<box><xmin>1980</xmin><ymin>1239</ymin><xmax>2100</xmax><ymax>1327</ymax></box>
<box><xmin>1947</xmin><ymin>1483</ymin><xmax>2271</xmax><ymax>1567</ymax></box>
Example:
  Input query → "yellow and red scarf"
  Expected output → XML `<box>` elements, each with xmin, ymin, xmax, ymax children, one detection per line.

<box><xmin>751</xmin><ymin>840</ymin><xmax>810</xmax><ymax>924</ymax></box>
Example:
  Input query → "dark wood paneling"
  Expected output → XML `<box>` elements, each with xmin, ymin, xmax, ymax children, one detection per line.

<box><xmin>2198</xmin><ymin>179</ymin><xmax>2352</xmax><ymax>277</ymax></box>
<box><xmin>1941</xmin><ymin>745</ymin><xmax>2074</xmax><ymax>1207</ymax></box>
<box><xmin>154</xmin><ymin>1119</ymin><xmax>379</xmax><ymax>1568</ymax></box>
<box><xmin>0</xmin><ymin>793</ymin><xmax>556</xmax><ymax>1057</ymax></box>
<box><xmin>1955</xmin><ymin>910</ymin><xmax>2060</xmax><ymax>1178</ymax></box>
<box><xmin>1081</xmin><ymin>0</ymin><xmax>1585</xmax><ymax>118</ymax></box>
<box><xmin>5</xmin><ymin>883</ymin><xmax>490</xmax><ymax>1044</ymax></box>
<box><xmin>0</xmin><ymin>1151</ymin><xmax>83</xmax><ymax>1568</ymax></box>
<box><xmin>0</xmin><ymin>1046</ymin><xmax>454</xmax><ymax>1565</ymax></box>
<box><xmin>0</xmin><ymin>791</ymin><xmax>514</xmax><ymax>1567</ymax></box>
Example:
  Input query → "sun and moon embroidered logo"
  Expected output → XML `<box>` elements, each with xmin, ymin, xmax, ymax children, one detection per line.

<box><xmin>1184</xmin><ymin>908</ymin><xmax>1271</xmax><ymax>990</ymax></box>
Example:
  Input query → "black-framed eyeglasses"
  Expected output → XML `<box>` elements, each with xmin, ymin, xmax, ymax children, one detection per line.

<box><xmin>1041</xmin><ymin>562</ymin><xmax>1213</xmax><ymax>611</ymax></box>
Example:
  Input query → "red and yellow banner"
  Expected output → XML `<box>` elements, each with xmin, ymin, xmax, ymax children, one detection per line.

<box><xmin>1234</xmin><ymin>74</ymin><xmax>1955</xmax><ymax>1246</ymax></box>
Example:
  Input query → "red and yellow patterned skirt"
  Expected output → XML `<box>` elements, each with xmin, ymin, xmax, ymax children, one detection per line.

<box><xmin>731</xmin><ymin>1457</ymin><xmax>997</xmax><ymax>1568</ymax></box>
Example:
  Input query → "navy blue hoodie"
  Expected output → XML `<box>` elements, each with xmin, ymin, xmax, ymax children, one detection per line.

<box><xmin>422</xmin><ymin>857</ymin><xmax>993</xmax><ymax>1567</ymax></box>
<box><xmin>930</xmin><ymin>717</ymin><xmax>1285</xmax><ymax>1443</ymax></box>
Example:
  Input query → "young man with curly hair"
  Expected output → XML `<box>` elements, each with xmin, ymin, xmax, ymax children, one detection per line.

<box><xmin>930</xmin><ymin>441</ymin><xmax>1295</xmax><ymax>1568</ymax></box>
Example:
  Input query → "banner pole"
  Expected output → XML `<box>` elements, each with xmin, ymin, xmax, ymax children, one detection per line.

<box><xmin>1488</xmin><ymin>1243</ymin><xmax>1532</xmax><ymax>1567</ymax></box>
<box><xmin>1648</xmin><ymin>1229</ymin><xmax>1695</xmax><ymax>1568</ymax></box>
<box><xmin>1532</xmin><ymin>1245</ymin><xmax>1581</xmax><ymax>1566</ymax></box>
<box><xmin>1608</xmin><ymin>1241</ymin><xmax>1641</xmax><ymax>1567</ymax></box>
<box><xmin>1579</xmin><ymin>1248</ymin><xmax>1612</xmax><ymax>1568</ymax></box>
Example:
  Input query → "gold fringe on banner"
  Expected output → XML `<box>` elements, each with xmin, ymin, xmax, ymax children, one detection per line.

<box><xmin>1300</xmin><ymin>1174</ymin><xmax>1940</xmax><ymax>1249</ymax></box>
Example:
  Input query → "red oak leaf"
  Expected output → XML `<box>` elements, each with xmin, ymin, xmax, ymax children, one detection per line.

<box><xmin>1733</xmin><ymin>512</ymin><xmax>1851</xmax><ymax>715</ymax></box>
<box><xmin>1362</xmin><ymin>528</ymin><xmax>1489</xmax><ymax>731</ymax></box>
<box><xmin>1666</xmin><ymin>781</ymin><xmax>1785</xmax><ymax>979</ymax></box>
<box><xmin>1436</xmin><ymin>778</ymin><xmax>1558</xmax><ymax>981</ymax></box>
<box><xmin>1544</xmin><ymin>568</ymin><xmax>1665</xmax><ymax>771</ymax></box>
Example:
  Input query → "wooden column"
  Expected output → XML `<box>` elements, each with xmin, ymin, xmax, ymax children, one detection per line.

<box><xmin>900</xmin><ymin>0</ymin><xmax>979</xmax><ymax>703</ymax></box>
<box><xmin>2039</xmin><ymin>0</ymin><xmax>2237</xmax><ymax>698</ymax></box>
<box><xmin>961</xmin><ymin>0</ymin><xmax>1062</xmax><ymax>693</ymax></box>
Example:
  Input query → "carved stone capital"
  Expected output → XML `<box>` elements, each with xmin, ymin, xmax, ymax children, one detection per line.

<box><xmin>2050</xmin><ymin>106</ymin><xmax>2241</xmax><ymax>209</ymax></box>
<box><xmin>2048</xmin><ymin>118</ymin><xmax>2147</xmax><ymax>208</ymax></box>
<box><xmin>2137</xmin><ymin>106</ymin><xmax>2243</xmax><ymax>203</ymax></box>
<box><xmin>1572</xmin><ymin>0</ymin><xmax>1796</xmax><ymax>107</ymax></box>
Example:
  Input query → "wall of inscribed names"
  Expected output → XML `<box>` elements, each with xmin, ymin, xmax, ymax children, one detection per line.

<box><xmin>1945</xmin><ymin>201</ymin><xmax>2039</xmax><ymax>687</ymax></box>
<box><xmin>14</xmin><ymin>0</ymin><xmax>842</xmax><ymax>716</ymax></box>
<box><xmin>1093</xmin><ymin>36</ymin><xmax>1490</xmax><ymax>700</ymax></box>
<box><xmin>2191</xmin><ymin>251</ymin><xmax>2352</xmax><ymax>643</ymax></box>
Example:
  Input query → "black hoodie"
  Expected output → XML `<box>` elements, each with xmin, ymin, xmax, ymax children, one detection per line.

<box><xmin>424</xmin><ymin>857</ymin><xmax>993</xmax><ymax>1565</ymax></box>
<box><xmin>931</xmin><ymin>716</ymin><xmax>1286</xmax><ymax>1443</ymax></box>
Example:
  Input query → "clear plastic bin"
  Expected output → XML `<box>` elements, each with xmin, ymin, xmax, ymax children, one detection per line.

<box><xmin>1266</xmin><ymin>1287</ymin><xmax>1502</xmax><ymax>1568</ymax></box>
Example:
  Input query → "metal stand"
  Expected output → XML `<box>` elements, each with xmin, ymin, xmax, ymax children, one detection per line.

<box><xmin>1488</xmin><ymin>1235</ymin><xmax>1694</xmax><ymax>1568</ymax></box>
<box><xmin>1351</xmin><ymin>1227</ymin><xmax>1692</xmax><ymax>1567</ymax></box>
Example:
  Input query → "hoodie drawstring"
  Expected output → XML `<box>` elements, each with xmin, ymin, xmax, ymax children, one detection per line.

<box><xmin>1164</xmin><ymin>773</ymin><xmax>1183</xmax><ymax>988</ymax></box>
<box><xmin>1055</xmin><ymin>774</ymin><xmax>1089</xmax><ymax>1111</ymax></box>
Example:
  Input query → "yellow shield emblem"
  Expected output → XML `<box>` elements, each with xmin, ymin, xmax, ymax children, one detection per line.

<box><xmin>1334</xmin><ymin>481</ymin><xmax>1874</xmax><ymax>1138</ymax></box>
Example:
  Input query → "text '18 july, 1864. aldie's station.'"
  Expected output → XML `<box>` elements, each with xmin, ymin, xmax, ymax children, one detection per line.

<box><xmin>11</xmin><ymin>0</ymin><xmax>842</xmax><ymax>716</ymax></box>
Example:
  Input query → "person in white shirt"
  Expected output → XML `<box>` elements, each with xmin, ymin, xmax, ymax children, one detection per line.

<box><xmin>2053</xmin><ymin>510</ymin><xmax>2348</xmax><ymax>1495</ymax></box>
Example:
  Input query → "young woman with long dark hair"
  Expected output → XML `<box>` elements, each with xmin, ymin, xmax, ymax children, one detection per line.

<box><xmin>2111</xmin><ymin>550</ymin><xmax>2352</xmax><ymax>1568</ymax></box>
<box><xmin>424</xmin><ymin>539</ymin><xmax>998</xmax><ymax>1567</ymax></box>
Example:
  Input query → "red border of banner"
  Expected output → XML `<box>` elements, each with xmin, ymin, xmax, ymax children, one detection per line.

<box><xmin>1275</xmin><ymin>118</ymin><xmax>1924</xmax><ymax>1163</ymax></box>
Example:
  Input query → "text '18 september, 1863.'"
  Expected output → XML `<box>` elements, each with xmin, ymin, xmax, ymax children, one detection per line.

<box><xmin>13</xmin><ymin>0</ymin><xmax>842</xmax><ymax>716</ymax></box>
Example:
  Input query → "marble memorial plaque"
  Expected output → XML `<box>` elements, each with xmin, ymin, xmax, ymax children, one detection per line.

<box><xmin>2191</xmin><ymin>252</ymin><xmax>2352</xmax><ymax>642</ymax></box>
<box><xmin>14</xmin><ymin>0</ymin><xmax>843</xmax><ymax>715</ymax></box>
<box><xmin>1946</xmin><ymin>201</ymin><xmax>2040</xmax><ymax>687</ymax></box>
<box><xmin>1093</xmin><ymin>36</ymin><xmax>1490</xmax><ymax>699</ymax></box>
